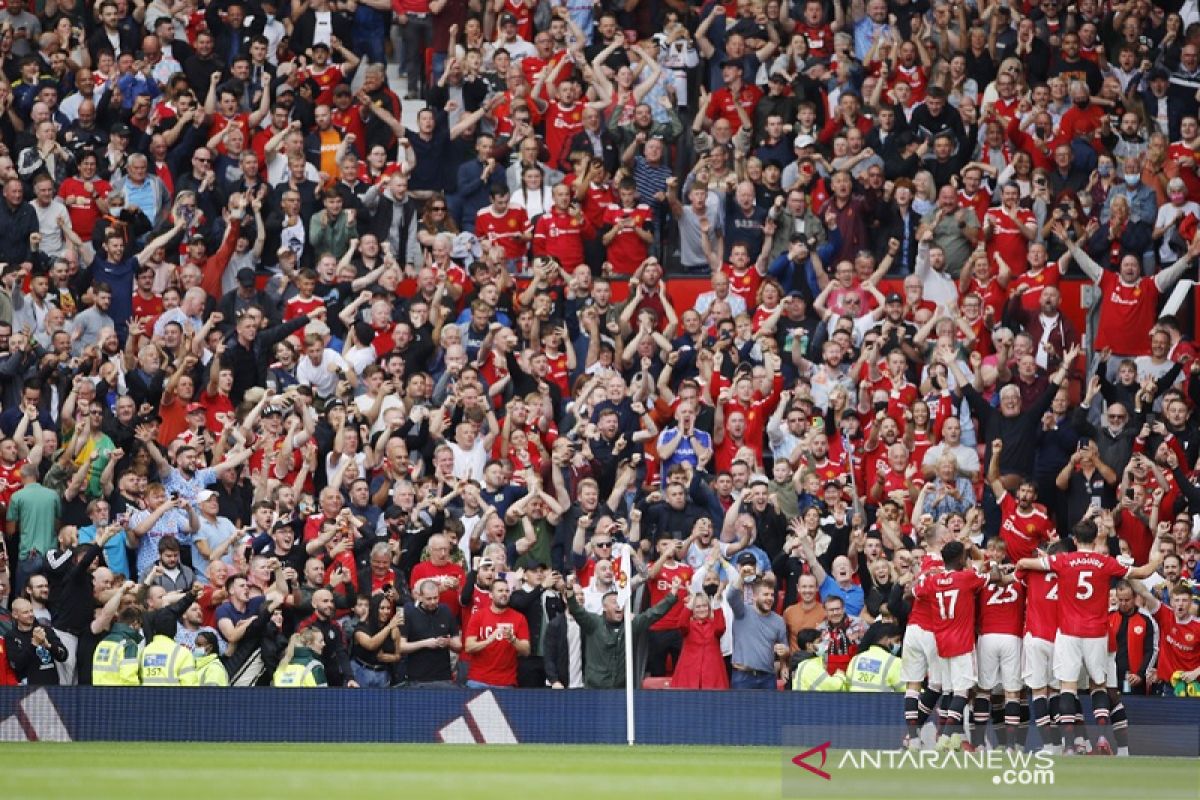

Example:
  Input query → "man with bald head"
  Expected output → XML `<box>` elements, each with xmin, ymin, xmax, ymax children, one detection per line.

<box><xmin>297</xmin><ymin>587</ymin><xmax>358</xmax><ymax>687</ymax></box>
<box><xmin>5</xmin><ymin>598</ymin><xmax>68</xmax><ymax>684</ymax></box>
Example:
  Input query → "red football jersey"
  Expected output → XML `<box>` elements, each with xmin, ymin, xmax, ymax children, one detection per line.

<box><xmin>984</xmin><ymin>206</ymin><xmax>1036</xmax><ymax>276</ymax></box>
<box><xmin>1019</xmin><ymin>569</ymin><xmax>1059</xmax><ymax>642</ymax></box>
<box><xmin>475</xmin><ymin>205</ymin><xmax>531</xmax><ymax>262</ymax></box>
<box><xmin>602</xmin><ymin>203</ymin><xmax>653</xmax><ymax>275</ymax></box>
<box><xmin>914</xmin><ymin>568</ymin><xmax>987</xmax><ymax>657</ymax></box>
<box><xmin>1011</xmin><ymin>263</ymin><xmax>1064</xmax><ymax>313</ymax></box>
<box><xmin>908</xmin><ymin>569</ymin><xmax>942</xmax><ymax>631</ymax></box>
<box><xmin>978</xmin><ymin>580</ymin><xmax>1025</xmax><ymax>637</ymax></box>
<box><xmin>720</xmin><ymin>263</ymin><xmax>763</xmax><ymax>302</ymax></box>
<box><xmin>1045</xmin><ymin>550</ymin><xmax>1129</xmax><ymax>638</ymax></box>
<box><xmin>648</xmin><ymin>561</ymin><xmax>693</xmax><ymax>631</ymax></box>
<box><xmin>1152</xmin><ymin>604</ymin><xmax>1200</xmax><ymax>676</ymax></box>
<box><xmin>409</xmin><ymin>561</ymin><xmax>467</xmax><ymax>618</ymax></box>
<box><xmin>465</xmin><ymin>605</ymin><xmax>529</xmax><ymax>687</ymax></box>
<box><xmin>1093</xmin><ymin>271</ymin><xmax>1159</xmax><ymax>357</ymax></box>
<box><xmin>998</xmin><ymin>492</ymin><xmax>1055</xmax><ymax>563</ymax></box>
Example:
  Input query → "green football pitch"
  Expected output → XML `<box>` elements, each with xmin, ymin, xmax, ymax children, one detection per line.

<box><xmin>0</xmin><ymin>743</ymin><xmax>1196</xmax><ymax>800</ymax></box>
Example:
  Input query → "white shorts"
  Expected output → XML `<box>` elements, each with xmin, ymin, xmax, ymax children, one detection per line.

<box><xmin>943</xmin><ymin>651</ymin><xmax>978</xmax><ymax>693</ymax></box>
<box><xmin>1022</xmin><ymin>634</ymin><xmax>1059</xmax><ymax>691</ymax></box>
<box><xmin>1053</xmin><ymin>634</ymin><xmax>1109</xmax><ymax>686</ymax></box>
<box><xmin>901</xmin><ymin>625</ymin><xmax>943</xmax><ymax>687</ymax></box>
<box><xmin>978</xmin><ymin>633</ymin><xmax>1023</xmax><ymax>693</ymax></box>
<box><xmin>1077</xmin><ymin>653</ymin><xmax>1118</xmax><ymax>691</ymax></box>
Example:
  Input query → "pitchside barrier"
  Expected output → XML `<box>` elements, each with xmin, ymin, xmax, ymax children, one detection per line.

<box><xmin>1</xmin><ymin>688</ymin><xmax>1197</xmax><ymax>751</ymax></box>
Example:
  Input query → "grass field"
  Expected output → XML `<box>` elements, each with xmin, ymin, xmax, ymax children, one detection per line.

<box><xmin>0</xmin><ymin>743</ymin><xmax>1195</xmax><ymax>800</ymax></box>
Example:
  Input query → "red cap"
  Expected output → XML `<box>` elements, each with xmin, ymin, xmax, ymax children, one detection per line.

<box><xmin>186</xmin><ymin>402</ymin><xmax>205</xmax><ymax>414</ymax></box>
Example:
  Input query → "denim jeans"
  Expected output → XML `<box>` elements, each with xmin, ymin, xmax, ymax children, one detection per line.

<box><xmin>352</xmin><ymin>662</ymin><xmax>392</xmax><ymax>688</ymax></box>
<box><xmin>730</xmin><ymin>669</ymin><xmax>777</xmax><ymax>690</ymax></box>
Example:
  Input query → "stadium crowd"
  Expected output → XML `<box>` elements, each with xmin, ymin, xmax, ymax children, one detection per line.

<box><xmin>0</xmin><ymin>0</ymin><xmax>1193</xmax><ymax>742</ymax></box>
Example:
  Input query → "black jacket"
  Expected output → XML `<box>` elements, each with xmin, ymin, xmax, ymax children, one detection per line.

<box><xmin>224</xmin><ymin>314</ymin><xmax>311</xmax><ymax>405</ymax></box>
<box><xmin>0</xmin><ymin>200</ymin><xmax>38</xmax><ymax>265</ymax></box>
<box><xmin>5</xmin><ymin>624</ymin><xmax>67</xmax><ymax>684</ymax></box>
<box><xmin>299</xmin><ymin>613</ymin><xmax>354</xmax><ymax>686</ymax></box>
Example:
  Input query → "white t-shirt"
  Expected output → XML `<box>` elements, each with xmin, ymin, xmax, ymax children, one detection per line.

<box><xmin>448</xmin><ymin>439</ymin><xmax>488</xmax><ymax>482</ymax></box>
<box><xmin>296</xmin><ymin>349</ymin><xmax>350</xmax><ymax>398</ymax></box>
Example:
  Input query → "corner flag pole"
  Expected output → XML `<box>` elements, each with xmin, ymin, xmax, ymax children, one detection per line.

<box><xmin>617</xmin><ymin>543</ymin><xmax>635</xmax><ymax>746</ymax></box>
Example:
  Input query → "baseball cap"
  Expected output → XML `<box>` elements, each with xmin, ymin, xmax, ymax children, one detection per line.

<box><xmin>196</xmin><ymin>490</ymin><xmax>217</xmax><ymax>503</ymax></box>
<box><xmin>736</xmin><ymin>552</ymin><xmax>758</xmax><ymax>567</ymax></box>
<box><xmin>794</xmin><ymin>134</ymin><xmax>816</xmax><ymax>149</ymax></box>
<box><xmin>186</xmin><ymin>402</ymin><xmax>205</xmax><ymax>415</ymax></box>
<box><xmin>110</xmin><ymin>123</ymin><xmax>131</xmax><ymax>137</ymax></box>
<box><xmin>499</xmin><ymin>12</ymin><xmax>517</xmax><ymax>25</ymax></box>
<box><xmin>748</xmin><ymin>474</ymin><xmax>769</xmax><ymax>488</ymax></box>
<box><xmin>885</xmin><ymin>291</ymin><xmax>903</xmax><ymax>304</ymax></box>
<box><xmin>236</xmin><ymin>267</ymin><xmax>257</xmax><ymax>287</ymax></box>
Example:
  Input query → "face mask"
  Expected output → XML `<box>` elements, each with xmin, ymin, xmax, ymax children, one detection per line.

<box><xmin>1097</xmin><ymin>163</ymin><xmax>1111</xmax><ymax>177</ymax></box>
<box><xmin>1124</xmin><ymin>174</ymin><xmax>1139</xmax><ymax>187</ymax></box>
<box><xmin>1171</xmin><ymin>192</ymin><xmax>1187</xmax><ymax>203</ymax></box>
<box><xmin>890</xmin><ymin>643</ymin><xmax>902</xmax><ymax>656</ymax></box>
<box><xmin>703</xmin><ymin>584</ymin><xmax>719</xmax><ymax>598</ymax></box>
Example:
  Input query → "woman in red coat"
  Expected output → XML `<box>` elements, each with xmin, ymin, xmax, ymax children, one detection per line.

<box><xmin>670</xmin><ymin>592</ymin><xmax>728</xmax><ymax>690</ymax></box>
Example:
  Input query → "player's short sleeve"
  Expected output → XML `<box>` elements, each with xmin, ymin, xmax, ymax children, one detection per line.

<box><xmin>1103</xmin><ymin>555</ymin><xmax>1131</xmax><ymax>581</ymax></box>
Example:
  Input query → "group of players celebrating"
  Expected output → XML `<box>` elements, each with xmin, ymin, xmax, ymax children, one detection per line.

<box><xmin>900</xmin><ymin>439</ymin><xmax>1200</xmax><ymax>754</ymax></box>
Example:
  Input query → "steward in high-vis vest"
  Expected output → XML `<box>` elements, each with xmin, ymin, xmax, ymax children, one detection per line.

<box><xmin>94</xmin><ymin>614</ymin><xmax>144</xmax><ymax>686</ymax></box>
<box><xmin>273</xmin><ymin>629</ymin><xmax>328</xmax><ymax>687</ymax></box>
<box><xmin>194</xmin><ymin>631</ymin><xmax>229</xmax><ymax>686</ymax></box>
<box><xmin>140</xmin><ymin>634</ymin><xmax>198</xmax><ymax>686</ymax></box>
<box><xmin>845</xmin><ymin>624</ymin><xmax>904</xmax><ymax>692</ymax></box>
<box><xmin>791</xmin><ymin>629</ymin><xmax>846</xmax><ymax>691</ymax></box>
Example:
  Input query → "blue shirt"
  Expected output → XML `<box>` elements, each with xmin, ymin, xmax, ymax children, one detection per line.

<box><xmin>88</xmin><ymin>255</ymin><xmax>136</xmax><ymax>338</ymax></box>
<box><xmin>78</xmin><ymin>523</ymin><xmax>129</xmax><ymax>580</ymax></box>
<box><xmin>657</xmin><ymin>426</ymin><xmax>712</xmax><ymax>479</ymax></box>
<box><xmin>854</xmin><ymin>18</ymin><xmax>890</xmax><ymax>60</ymax></box>
<box><xmin>162</xmin><ymin>467</ymin><xmax>217</xmax><ymax>504</ymax></box>
<box><xmin>820</xmin><ymin>575</ymin><xmax>865</xmax><ymax>617</ymax></box>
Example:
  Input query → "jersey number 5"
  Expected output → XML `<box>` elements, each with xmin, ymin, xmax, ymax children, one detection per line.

<box><xmin>1075</xmin><ymin>570</ymin><xmax>1094</xmax><ymax>601</ymax></box>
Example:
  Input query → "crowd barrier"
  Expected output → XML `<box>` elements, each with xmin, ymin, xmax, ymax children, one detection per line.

<box><xmin>1</xmin><ymin>687</ymin><xmax>1197</xmax><ymax>750</ymax></box>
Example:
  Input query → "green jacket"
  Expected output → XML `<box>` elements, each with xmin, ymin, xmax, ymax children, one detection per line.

<box><xmin>568</xmin><ymin>593</ymin><xmax>677</xmax><ymax>689</ymax></box>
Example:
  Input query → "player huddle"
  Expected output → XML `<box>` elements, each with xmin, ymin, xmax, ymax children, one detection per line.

<box><xmin>901</xmin><ymin>447</ymin><xmax>1200</xmax><ymax>754</ymax></box>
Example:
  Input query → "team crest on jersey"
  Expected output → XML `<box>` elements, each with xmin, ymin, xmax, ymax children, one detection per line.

<box><xmin>1133</xmin><ymin>624</ymin><xmax>1143</xmax><ymax>634</ymax></box>
<box><xmin>1186</xmin><ymin>633</ymin><xmax>1196</xmax><ymax>642</ymax></box>
<box><xmin>508</xmin><ymin>219</ymin><xmax>517</xmax><ymax>228</ymax></box>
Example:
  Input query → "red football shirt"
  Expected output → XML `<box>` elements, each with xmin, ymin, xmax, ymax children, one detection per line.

<box><xmin>913</xmin><ymin>568</ymin><xmax>986</xmax><ymax>658</ymax></box>
<box><xmin>998</xmin><ymin>492</ymin><xmax>1054</xmax><ymax>563</ymax></box>
<box><xmin>984</xmin><ymin>206</ymin><xmax>1035</xmax><ymax>276</ymax></box>
<box><xmin>1011</xmin><ymin>263</ymin><xmax>1064</xmax><ymax>313</ymax></box>
<box><xmin>466</xmin><ymin>605</ymin><xmax>529</xmax><ymax>687</ymax></box>
<box><xmin>720</xmin><ymin>263</ymin><xmax>763</xmax><ymax>303</ymax></box>
<box><xmin>1152</xmin><ymin>604</ymin><xmax>1200</xmax><ymax>675</ymax></box>
<box><xmin>1018</xmin><ymin>569</ymin><xmax>1059</xmax><ymax>642</ymax></box>
<box><xmin>475</xmin><ymin>205</ymin><xmax>531</xmax><ymax>262</ymax></box>
<box><xmin>1045</xmin><ymin>550</ymin><xmax>1129</xmax><ymax>638</ymax></box>
<box><xmin>978</xmin><ymin>579</ymin><xmax>1025</xmax><ymax>637</ymax></box>
<box><xmin>1094</xmin><ymin>271</ymin><xmax>1159</xmax><ymax>356</ymax></box>
<box><xmin>907</xmin><ymin>569</ymin><xmax>941</xmax><ymax>631</ymax></box>
<box><xmin>602</xmin><ymin>203</ymin><xmax>653</xmax><ymax>275</ymax></box>
<box><xmin>648</xmin><ymin>561</ymin><xmax>693</xmax><ymax>631</ymax></box>
<box><xmin>409</xmin><ymin>561</ymin><xmax>467</xmax><ymax>618</ymax></box>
